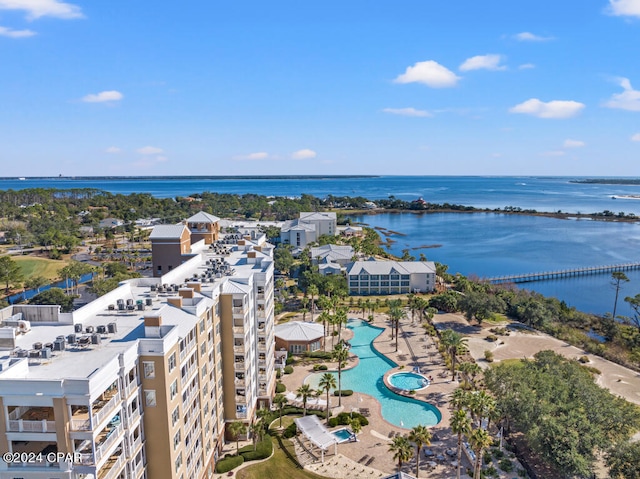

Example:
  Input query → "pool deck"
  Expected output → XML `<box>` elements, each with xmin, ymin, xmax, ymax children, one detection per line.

<box><xmin>281</xmin><ymin>312</ymin><xmax>484</xmax><ymax>478</ymax></box>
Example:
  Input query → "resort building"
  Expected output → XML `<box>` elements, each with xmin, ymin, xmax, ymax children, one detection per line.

<box><xmin>0</xmin><ymin>220</ymin><xmax>276</xmax><ymax>479</ymax></box>
<box><xmin>346</xmin><ymin>260</ymin><xmax>437</xmax><ymax>295</ymax></box>
<box><xmin>309</xmin><ymin>244</ymin><xmax>355</xmax><ymax>276</ymax></box>
<box><xmin>279</xmin><ymin>212</ymin><xmax>337</xmax><ymax>250</ymax></box>
<box><xmin>274</xmin><ymin>321</ymin><xmax>324</xmax><ymax>354</ymax></box>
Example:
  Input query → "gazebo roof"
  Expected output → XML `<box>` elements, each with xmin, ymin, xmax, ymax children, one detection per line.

<box><xmin>274</xmin><ymin>321</ymin><xmax>324</xmax><ymax>342</ymax></box>
<box><xmin>294</xmin><ymin>415</ymin><xmax>338</xmax><ymax>451</ymax></box>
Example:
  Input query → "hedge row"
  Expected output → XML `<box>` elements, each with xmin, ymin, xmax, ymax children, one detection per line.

<box><xmin>328</xmin><ymin>412</ymin><xmax>369</xmax><ymax>427</ymax></box>
<box><xmin>239</xmin><ymin>434</ymin><xmax>273</xmax><ymax>461</ymax></box>
<box><xmin>333</xmin><ymin>389</ymin><xmax>353</xmax><ymax>397</ymax></box>
<box><xmin>215</xmin><ymin>455</ymin><xmax>243</xmax><ymax>473</ymax></box>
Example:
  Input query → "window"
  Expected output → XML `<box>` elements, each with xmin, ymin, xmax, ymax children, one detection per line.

<box><xmin>172</xmin><ymin>406</ymin><xmax>180</xmax><ymax>426</ymax></box>
<box><xmin>175</xmin><ymin>453</ymin><xmax>182</xmax><ymax>472</ymax></box>
<box><xmin>173</xmin><ymin>429</ymin><xmax>181</xmax><ymax>450</ymax></box>
<box><xmin>144</xmin><ymin>390</ymin><xmax>156</xmax><ymax>407</ymax></box>
<box><xmin>201</xmin><ymin>365</ymin><xmax>207</xmax><ymax>379</ymax></box>
<box><xmin>200</xmin><ymin>342</ymin><xmax>206</xmax><ymax>357</ymax></box>
<box><xmin>142</xmin><ymin>361</ymin><xmax>155</xmax><ymax>379</ymax></box>
<box><xmin>168</xmin><ymin>352</ymin><xmax>176</xmax><ymax>372</ymax></box>
<box><xmin>199</xmin><ymin>319</ymin><xmax>205</xmax><ymax>335</ymax></box>
<box><xmin>170</xmin><ymin>380</ymin><xmax>178</xmax><ymax>400</ymax></box>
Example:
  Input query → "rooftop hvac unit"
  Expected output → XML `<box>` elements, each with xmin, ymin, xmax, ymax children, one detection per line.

<box><xmin>53</xmin><ymin>339</ymin><xmax>65</xmax><ymax>351</ymax></box>
<box><xmin>118</xmin><ymin>303</ymin><xmax>125</xmax><ymax>311</ymax></box>
<box><xmin>91</xmin><ymin>334</ymin><xmax>101</xmax><ymax>345</ymax></box>
<box><xmin>126</xmin><ymin>299</ymin><xmax>134</xmax><ymax>306</ymax></box>
<box><xmin>29</xmin><ymin>350</ymin><xmax>40</xmax><ymax>358</ymax></box>
<box><xmin>41</xmin><ymin>348</ymin><xmax>52</xmax><ymax>359</ymax></box>
<box><xmin>74</xmin><ymin>323</ymin><xmax>83</xmax><ymax>333</ymax></box>
<box><xmin>107</xmin><ymin>323</ymin><xmax>117</xmax><ymax>334</ymax></box>
<box><xmin>137</xmin><ymin>303</ymin><xmax>144</xmax><ymax>311</ymax></box>
<box><xmin>44</xmin><ymin>342</ymin><xmax>53</xmax><ymax>350</ymax></box>
<box><xmin>145</xmin><ymin>298</ymin><xmax>153</xmax><ymax>306</ymax></box>
<box><xmin>97</xmin><ymin>325</ymin><xmax>107</xmax><ymax>334</ymax></box>
<box><xmin>108</xmin><ymin>304</ymin><xmax>115</xmax><ymax>311</ymax></box>
<box><xmin>117</xmin><ymin>299</ymin><xmax>125</xmax><ymax>305</ymax></box>
<box><xmin>17</xmin><ymin>320</ymin><xmax>31</xmax><ymax>333</ymax></box>
<box><xmin>33</xmin><ymin>342</ymin><xmax>43</xmax><ymax>350</ymax></box>
<box><xmin>85</xmin><ymin>326</ymin><xmax>94</xmax><ymax>334</ymax></box>
<box><xmin>16</xmin><ymin>349</ymin><xmax>28</xmax><ymax>358</ymax></box>
<box><xmin>67</xmin><ymin>334</ymin><xmax>76</xmax><ymax>344</ymax></box>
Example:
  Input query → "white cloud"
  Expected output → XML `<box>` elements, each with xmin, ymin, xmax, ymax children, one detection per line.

<box><xmin>382</xmin><ymin>107</ymin><xmax>432</xmax><ymax>117</ymax></box>
<box><xmin>631</xmin><ymin>133</ymin><xmax>640</xmax><ymax>141</ymax></box>
<box><xmin>519</xmin><ymin>63</ymin><xmax>536</xmax><ymax>70</ymax></box>
<box><xmin>234</xmin><ymin>152</ymin><xmax>270</xmax><ymax>161</ymax></box>
<box><xmin>0</xmin><ymin>0</ymin><xmax>83</xmax><ymax>19</ymax></box>
<box><xmin>563</xmin><ymin>139</ymin><xmax>585</xmax><ymax>148</ymax></box>
<box><xmin>394</xmin><ymin>60</ymin><xmax>460</xmax><ymax>88</ymax></box>
<box><xmin>0</xmin><ymin>25</ymin><xmax>35</xmax><ymax>37</ymax></box>
<box><xmin>105</xmin><ymin>146</ymin><xmax>121</xmax><ymax>154</ymax></box>
<box><xmin>136</xmin><ymin>146</ymin><xmax>163</xmax><ymax>155</ymax></box>
<box><xmin>514</xmin><ymin>32</ymin><xmax>554</xmax><ymax>42</ymax></box>
<box><xmin>459</xmin><ymin>54</ymin><xmax>506</xmax><ymax>72</ymax></box>
<box><xmin>603</xmin><ymin>77</ymin><xmax>640</xmax><ymax>111</ymax></box>
<box><xmin>82</xmin><ymin>90</ymin><xmax>123</xmax><ymax>103</ymax></box>
<box><xmin>291</xmin><ymin>149</ymin><xmax>317</xmax><ymax>160</ymax></box>
<box><xmin>608</xmin><ymin>0</ymin><xmax>640</xmax><ymax>17</ymax></box>
<box><xmin>509</xmin><ymin>98</ymin><xmax>585</xmax><ymax>118</ymax></box>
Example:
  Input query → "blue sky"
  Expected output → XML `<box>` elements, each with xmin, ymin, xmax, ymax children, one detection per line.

<box><xmin>1</xmin><ymin>0</ymin><xmax>640</xmax><ymax>176</ymax></box>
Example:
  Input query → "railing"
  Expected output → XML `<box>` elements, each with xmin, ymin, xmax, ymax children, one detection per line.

<box><xmin>234</xmin><ymin>361</ymin><xmax>245</xmax><ymax>370</ymax></box>
<box><xmin>93</xmin><ymin>394</ymin><xmax>121</xmax><ymax>427</ymax></box>
<box><xmin>235</xmin><ymin>395</ymin><xmax>247</xmax><ymax>404</ymax></box>
<box><xmin>236</xmin><ymin>410</ymin><xmax>247</xmax><ymax>419</ymax></box>
<box><xmin>127</xmin><ymin>406</ymin><xmax>141</xmax><ymax>427</ymax></box>
<box><xmin>258</xmin><ymin>388</ymin><xmax>268</xmax><ymax>396</ymax></box>
<box><xmin>131</xmin><ymin>459</ymin><xmax>145</xmax><ymax>478</ymax></box>
<box><xmin>258</xmin><ymin>343</ymin><xmax>266</xmax><ymax>351</ymax></box>
<box><xmin>128</xmin><ymin>434</ymin><xmax>143</xmax><ymax>456</ymax></box>
<box><xmin>95</xmin><ymin>423</ymin><xmax>123</xmax><ymax>463</ymax></box>
<box><xmin>232</xmin><ymin>306</ymin><xmax>245</xmax><ymax>315</ymax></box>
<box><xmin>122</xmin><ymin>380</ymin><xmax>138</xmax><ymax>399</ymax></box>
<box><xmin>71</xmin><ymin>418</ymin><xmax>91</xmax><ymax>431</ymax></box>
<box><xmin>232</xmin><ymin>326</ymin><xmax>245</xmax><ymax>335</ymax></box>
<box><xmin>235</xmin><ymin>377</ymin><xmax>246</xmax><ymax>387</ymax></box>
<box><xmin>8</xmin><ymin>458</ymin><xmax>60</xmax><ymax>469</ymax></box>
<box><xmin>233</xmin><ymin>345</ymin><xmax>244</xmax><ymax>353</ymax></box>
<box><xmin>7</xmin><ymin>419</ymin><xmax>56</xmax><ymax>433</ymax></box>
<box><xmin>100</xmin><ymin>454</ymin><xmax>126</xmax><ymax>479</ymax></box>
<box><xmin>179</xmin><ymin>340</ymin><xmax>196</xmax><ymax>361</ymax></box>
<box><xmin>257</xmin><ymin>310</ymin><xmax>266</xmax><ymax>319</ymax></box>
<box><xmin>8</xmin><ymin>406</ymin><xmax>29</xmax><ymax>420</ymax></box>
<box><xmin>180</xmin><ymin>362</ymin><xmax>197</xmax><ymax>387</ymax></box>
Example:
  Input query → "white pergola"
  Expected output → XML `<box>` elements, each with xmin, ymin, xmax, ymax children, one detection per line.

<box><xmin>294</xmin><ymin>415</ymin><xmax>338</xmax><ymax>462</ymax></box>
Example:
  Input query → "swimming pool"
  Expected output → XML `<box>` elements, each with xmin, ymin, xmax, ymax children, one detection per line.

<box><xmin>332</xmin><ymin>428</ymin><xmax>354</xmax><ymax>443</ymax></box>
<box><xmin>389</xmin><ymin>372</ymin><xmax>430</xmax><ymax>391</ymax></box>
<box><xmin>306</xmin><ymin>319</ymin><xmax>441</xmax><ymax>428</ymax></box>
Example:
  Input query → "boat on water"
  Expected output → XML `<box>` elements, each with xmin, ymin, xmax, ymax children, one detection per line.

<box><xmin>18</xmin><ymin>177</ymin><xmax>26</xmax><ymax>180</ymax></box>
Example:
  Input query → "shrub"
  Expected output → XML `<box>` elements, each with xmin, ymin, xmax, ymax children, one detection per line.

<box><xmin>283</xmin><ymin>422</ymin><xmax>297</xmax><ymax>438</ymax></box>
<box><xmin>313</xmin><ymin>364</ymin><xmax>328</xmax><ymax>371</ymax></box>
<box><xmin>486</xmin><ymin>334</ymin><xmax>498</xmax><ymax>342</ymax></box>
<box><xmin>491</xmin><ymin>448</ymin><xmax>504</xmax><ymax>459</ymax></box>
<box><xmin>484</xmin><ymin>350</ymin><xmax>494</xmax><ymax>362</ymax></box>
<box><xmin>328</xmin><ymin>412</ymin><xmax>368</xmax><ymax>427</ymax></box>
<box><xmin>276</xmin><ymin>369</ymin><xmax>282</xmax><ymax>379</ymax></box>
<box><xmin>275</xmin><ymin>382</ymin><xmax>286</xmax><ymax>393</ymax></box>
<box><xmin>285</xmin><ymin>356</ymin><xmax>294</xmax><ymax>365</ymax></box>
<box><xmin>284</xmin><ymin>365</ymin><xmax>294</xmax><ymax>374</ymax></box>
<box><xmin>304</xmin><ymin>351</ymin><xmax>333</xmax><ymax>360</ymax></box>
<box><xmin>409</xmin><ymin>390</ymin><xmax>416</xmax><ymax>395</ymax></box>
<box><xmin>333</xmin><ymin>389</ymin><xmax>353</xmax><ymax>397</ymax></box>
<box><xmin>215</xmin><ymin>455</ymin><xmax>244</xmax><ymax>473</ymax></box>
<box><xmin>239</xmin><ymin>434</ymin><xmax>273</xmax><ymax>461</ymax></box>
<box><xmin>498</xmin><ymin>458</ymin><xmax>513</xmax><ymax>472</ymax></box>
<box><xmin>483</xmin><ymin>451</ymin><xmax>493</xmax><ymax>464</ymax></box>
<box><xmin>485</xmin><ymin>465</ymin><xmax>498</xmax><ymax>477</ymax></box>
<box><xmin>578</xmin><ymin>355</ymin><xmax>590</xmax><ymax>363</ymax></box>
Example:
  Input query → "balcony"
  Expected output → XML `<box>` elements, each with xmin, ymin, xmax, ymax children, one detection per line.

<box><xmin>232</xmin><ymin>326</ymin><xmax>245</xmax><ymax>335</ymax></box>
<box><xmin>131</xmin><ymin>459</ymin><xmax>145</xmax><ymax>478</ymax></box>
<box><xmin>76</xmin><ymin>452</ymin><xmax>95</xmax><ymax>466</ymax></box>
<box><xmin>232</xmin><ymin>306</ymin><xmax>245</xmax><ymax>315</ymax></box>
<box><xmin>71</xmin><ymin>418</ymin><xmax>91</xmax><ymax>431</ymax></box>
<box><xmin>180</xmin><ymin>362</ymin><xmax>197</xmax><ymax>387</ymax></box>
<box><xmin>234</xmin><ymin>377</ymin><xmax>246</xmax><ymax>387</ymax></box>
<box><xmin>98</xmin><ymin>452</ymin><xmax>126</xmax><ymax>479</ymax></box>
<box><xmin>256</xmin><ymin>293</ymin><xmax>265</xmax><ymax>301</ymax></box>
<box><xmin>122</xmin><ymin>380</ymin><xmax>139</xmax><ymax>399</ymax></box>
<box><xmin>179</xmin><ymin>339</ymin><xmax>196</xmax><ymax>361</ymax></box>
<box><xmin>7</xmin><ymin>406</ymin><xmax>56</xmax><ymax>433</ymax></box>
<box><xmin>234</xmin><ymin>361</ymin><xmax>245</xmax><ymax>370</ymax></box>
<box><xmin>257</xmin><ymin>342</ymin><xmax>267</xmax><ymax>352</ymax></box>
<box><xmin>233</xmin><ymin>344</ymin><xmax>244</xmax><ymax>353</ymax></box>
<box><xmin>93</xmin><ymin>394</ymin><xmax>121</xmax><ymax>428</ymax></box>
<box><xmin>127</xmin><ymin>406</ymin><xmax>141</xmax><ymax>427</ymax></box>
<box><xmin>95</xmin><ymin>423</ymin><xmax>124</xmax><ymax>463</ymax></box>
<box><xmin>128</xmin><ymin>434</ymin><xmax>143</xmax><ymax>456</ymax></box>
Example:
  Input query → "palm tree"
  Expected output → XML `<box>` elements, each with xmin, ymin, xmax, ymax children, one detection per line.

<box><xmin>334</xmin><ymin>306</ymin><xmax>348</xmax><ymax>340</ymax></box>
<box><xmin>249</xmin><ymin>421</ymin><xmax>263</xmax><ymax>451</ymax></box>
<box><xmin>408</xmin><ymin>425</ymin><xmax>431</xmax><ymax>478</ymax></box>
<box><xmin>450</xmin><ymin>409</ymin><xmax>472</xmax><ymax>479</ymax></box>
<box><xmin>468</xmin><ymin>390</ymin><xmax>496</xmax><ymax>430</ymax></box>
<box><xmin>458</xmin><ymin>362</ymin><xmax>482</xmax><ymax>389</ymax></box>
<box><xmin>332</xmin><ymin>342</ymin><xmax>350</xmax><ymax>407</ymax></box>
<box><xmin>318</xmin><ymin>373</ymin><xmax>337</xmax><ymax>425</ymax></box>
<box><xmin>256</xmin><ymin>407</ymin><xmax>270</xmax><ymax>434</ymax></box>
<box><xmin>469</xmin><ymin>427</ymin><xmax>492</xmax><ymax>479</ymax></box>
<box><xmin>308</xmin><ymin>284</ymin><xmax>319</xmax><ymax>320</ymax></box>
<box><xmin>387</xmin><ymin>301</ymin><xmax>406</xmax><ymax>352</ymax></box>
<box><xmin>273</xmin><ymin>393</ymin><xmax>288</xmax><ymax>428</ymax></box>
<box><xmin>388</xmin><ymin>435</ymin><xmax>414</xmax><ymax>473</ymax></box>
<box><xmin>228</xmin><ymin>421</ymin><xmax>247</xmax><ymax>455</ymax></box>
<box><xmin>296</xmin><ymin>384</ymin><xmax>314</xmax><ymax>416</ymax></box>
<box><xmin>450</xmin><ymin>387</ymin><xmax>472</xmax><ymax>413</ymax></box>
<box><xmin>349</xmin><ymin>416</ymin><xmax>362</xmax><ymax>435</ymax></box>
<box><xmin>440</xmin><ymin>329</ymin><xmax>468</xmax><ymax>381</ymax></box>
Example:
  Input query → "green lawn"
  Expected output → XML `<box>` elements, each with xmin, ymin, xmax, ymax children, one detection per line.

<box><xmin>13</xmin><ymin>256</ymin><xmax>68</xmax><ymax>281</ymax></box>
<box><xmin>236</xmin><ymin>436</ymin><xmax>327</xmax><ymax>479</ymax></box>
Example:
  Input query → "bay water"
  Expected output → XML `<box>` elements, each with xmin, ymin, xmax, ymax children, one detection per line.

<box><xmin>2</xmin><ymin>175</ymin><xmax>639</xmax><ymax>316</ymax></box>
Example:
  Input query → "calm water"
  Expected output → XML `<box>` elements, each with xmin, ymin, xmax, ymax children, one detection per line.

<box><xmin>2</xmin><ymin>175</ymin><xmax>639</xmax><ymax>315</ymax></box>
<box><xmin>3</xmin><ymin>176</ymin><xmax>640</xmax><ymax>215</ymax></box>
<box><xmin>306</xmin><ymin>319</ymin><xmax>441</xmax><ymax>428</ymax></box>
<box><xmin>348</xmin><ymin>212</ymin><xmax>640</xmax><ymax>316</ymax></box>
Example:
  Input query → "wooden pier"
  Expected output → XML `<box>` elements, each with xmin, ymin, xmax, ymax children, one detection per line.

<box><xmin>486</xmin><ymin>261</ymin><xmax>640</xmax><ymax>284</ymax></box>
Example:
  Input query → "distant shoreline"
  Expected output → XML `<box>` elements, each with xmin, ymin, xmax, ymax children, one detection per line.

<box><xmin>571</xmin><ymin>178</ymin><xmax>640</xmax><ymax>185</ymax></box>
<box><xmin>0</xmin><ymin>175</ymin><xmax>379</xmax><ymax>181</ymax></box>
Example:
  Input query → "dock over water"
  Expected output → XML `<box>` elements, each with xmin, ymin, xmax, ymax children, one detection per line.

<box><xmin>486</xmin><ymin>261</ymin><xmax>640</xmax><ymax>284</ymax></box>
